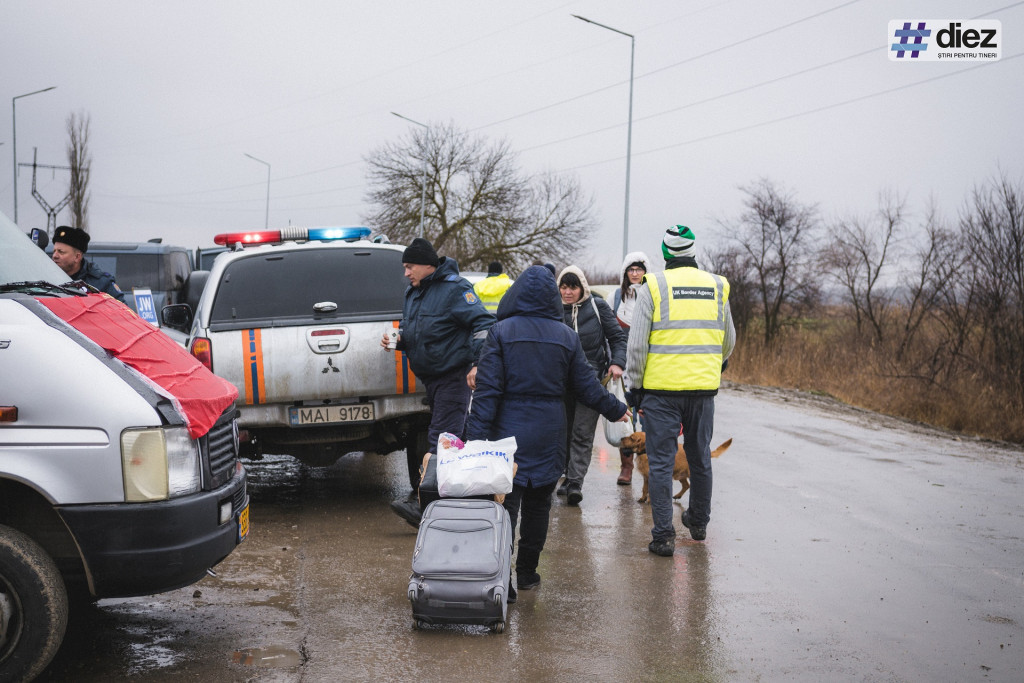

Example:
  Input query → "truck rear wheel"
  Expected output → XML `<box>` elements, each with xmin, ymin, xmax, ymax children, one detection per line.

<box><xmin>0</xmin><ymin>524</ymin><xmax>69</xmax><ymax>682</ymax></box>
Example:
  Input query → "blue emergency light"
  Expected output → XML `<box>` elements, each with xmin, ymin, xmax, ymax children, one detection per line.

<box><xmin>214</xmin><ymin>226</ymin><xmax>372</xmax><ymax>246</ymax></box>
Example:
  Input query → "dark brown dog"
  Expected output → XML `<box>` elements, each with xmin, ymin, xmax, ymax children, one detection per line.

<box><xmin>620</xmin><ymin>431</ymin><xmax>732</xmax><ymax>504</ymax></box>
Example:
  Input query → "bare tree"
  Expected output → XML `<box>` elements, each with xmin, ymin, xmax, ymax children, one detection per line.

<box><xmin>726</xmin><ymin>178</ymin><xmax>820</xmax><ymax>348</ymax></box>
<box><xmin>961</xmin><ymin>172</ymin><xmax>1024</xmax><ymax>401</ymax></box>
<box><xmin>704</xmin><ymin>244</ymin><xmax>756</xmax><ymax>342</ymax></box>
<box><xmin>892</xmin><ymin>204</ymin><xmax>946</xmax><ymax>363</ymax></box>
<box><xmin>364</xmin><ymin>122</ymin><xmax>594</xmax><ymax>274</ymax></box>
<box><xmin>66</xmin><ymin>110</ymin><xmax>91</xmax><ymax>231</ymax></box>
<box><xmin>822</xmin><ymin>190</ymin><xmax>904</xmax><ymax>343</ymax></box>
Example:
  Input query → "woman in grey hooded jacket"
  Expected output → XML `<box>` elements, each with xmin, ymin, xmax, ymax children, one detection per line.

<box><xmin>556</xmin><ymin>265</ymin><xmax>628</xmax><ymax>505</ymax></box>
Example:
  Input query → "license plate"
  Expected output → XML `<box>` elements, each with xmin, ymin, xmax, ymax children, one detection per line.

<box><xmin>238</xmin><ymin>503</ymin><xmax>250</xmax><ymax>543</ymax></box>
<box><xmin>288</xmin><ymin>403</ymin><xmax>376</xmax><ymax>425</ymax></box>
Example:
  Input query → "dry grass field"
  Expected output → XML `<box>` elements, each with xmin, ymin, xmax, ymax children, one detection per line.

<box><xmin>726</xmin><ymin>318</ymin><xmax>1024</xmax><ymax>445</ymax></box>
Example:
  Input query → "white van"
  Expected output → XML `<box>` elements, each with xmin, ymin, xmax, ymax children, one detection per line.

<box><xmin>0</xmin><ymin>213</ymin><xmax>248</xmax><ymax>682</ymax></box>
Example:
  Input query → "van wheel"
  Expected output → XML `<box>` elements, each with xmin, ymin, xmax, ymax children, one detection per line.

<box><xmin>0</xmin><ymin>524</ymin><xmax>69</xmax><ymax>682</ymax></box>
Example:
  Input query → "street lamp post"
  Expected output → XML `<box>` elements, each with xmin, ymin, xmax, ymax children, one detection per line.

<box><xmin>390</xmin><ymin>112</ymin><xmax>429</xmax><ymax>239</ymax></box>
<box><xmin>12</xmin><ymin>86</ymin><xmax>57</xmax><ymax>224</ymax></box>
<box><xmin>573</xmin><ymin>14</ymin><xmax>634</xmax><ymax>259</ymax></box>
<box><xmin>244</xmin><ymin>153</ymin><xmax>270</xmax><ymax>229</ymax></box>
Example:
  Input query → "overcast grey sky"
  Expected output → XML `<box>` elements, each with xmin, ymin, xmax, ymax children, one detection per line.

<box><xmin>3</xmin><ymin>0</ymin><xmax>1022</xmax><ymax>271</ymax></box>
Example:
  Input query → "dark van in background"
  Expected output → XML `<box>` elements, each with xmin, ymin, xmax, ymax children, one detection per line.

<box><xmin>195</xmin><ymin>245</ymin><xmax>229</xmax><ymax>271</ymax></box>
<box><xmin>85</xmin><ymin>239</ymin><xmax>194</xmax><ymax>315</ymax></box>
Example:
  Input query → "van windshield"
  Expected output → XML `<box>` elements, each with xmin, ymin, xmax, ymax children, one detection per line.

<box><xmin>209</xmin><ymin>248</ymin><xmax>407</xmax><ymax>324</ymax></box>
<box><xmin>0</xmin><ymin>214</ymin><xmax>70</xmax><ymax>285</ymax></box>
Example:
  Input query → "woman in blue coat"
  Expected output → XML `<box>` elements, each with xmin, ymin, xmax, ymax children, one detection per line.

<box><xmin>466</xmin><ymin>265</ymin><xmax>629</xmax><ymax>601</ymax></box>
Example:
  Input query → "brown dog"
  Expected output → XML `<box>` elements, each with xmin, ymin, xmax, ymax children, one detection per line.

<box><xmin>620</xmin><ymin>431</ymin><xmax>732</xmax><ymax>504</ymax></box>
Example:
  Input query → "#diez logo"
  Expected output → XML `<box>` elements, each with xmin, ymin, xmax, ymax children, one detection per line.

<box><xmin>889</xmin><ymin>20</ymin><xmax>1001</xmax><ymax>62</ymax></box>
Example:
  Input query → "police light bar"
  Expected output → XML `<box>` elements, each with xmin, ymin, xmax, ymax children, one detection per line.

<box><xmin>213</xmin><ymin>226</ymin><xmax>372</xmax><ymax>246</ymax></box>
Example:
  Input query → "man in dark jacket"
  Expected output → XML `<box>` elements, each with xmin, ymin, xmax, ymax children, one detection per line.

<box><xmin>382</xmin><ymin>237</ymin><xmax>495</xmax><ymax>527</ymax></box>
<box><xmin>466</xmin><ymin>265</ymin><xmax>629</xmax><ymax>601</ymax></box>
<box><xmin>51</xmin><ymin>226</ymin><xmax>126</xmax><ymax>302</ymax></box>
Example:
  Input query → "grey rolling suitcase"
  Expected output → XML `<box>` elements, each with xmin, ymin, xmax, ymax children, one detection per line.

<box><xmin>408</xmin><ymin>498</ymin><xmax>512</xmax><ymax>633</ymax></box>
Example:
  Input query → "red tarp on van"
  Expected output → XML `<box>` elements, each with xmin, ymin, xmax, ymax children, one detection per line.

<box><xmin>39</xmin><ymin>294</ymin><xmax>237</xmax><ymax>439</ymax></box>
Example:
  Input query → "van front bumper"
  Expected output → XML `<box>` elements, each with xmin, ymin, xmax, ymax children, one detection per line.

<box><xmin>57</xmin><ymin>466</ymin><xmax>248</xmax><ymax>598</ymax></box>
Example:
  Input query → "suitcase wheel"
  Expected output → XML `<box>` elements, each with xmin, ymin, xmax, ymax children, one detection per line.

<box><xmin>490</xmin><ymin>621</ymin><xmax>505</xmax><ymax>634</ymax></box>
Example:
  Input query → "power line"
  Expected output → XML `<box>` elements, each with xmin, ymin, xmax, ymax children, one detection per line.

<box><xmin>472</xmin><ymin>0</ymin><xmax>863</xmax><ymax>132</ymax></box>
<box><xmin>96</xmin><ymin>158</ymin><xmax>363</xmax><ymax>200</ymax></box>
<box><xmin>115</xmin><ymin>0</ymin><xmax>871</xmax><ymax>204</ymax></box>
<box><xmin>483</xmin><ymin>0</ymin><xmax>1024</xmax><ymax>152</ymax></box>
<box><xmin>104</xmin><ymin>2</ymin><xmax>581</xmax><ymax>154</ymax></box>
<box><xmin>518</xmin><ymin>46</ymin><xmax>877</xmax><ymax>154</ymax></box>
<box><xmin>95</xmin><ymin>1</ymin><xmax>1024</xmax><ymax>206</ymax></box>
<box><xmin>553</xmin><ymin>52</ymin><xmax>1024</xmax><ymax>174</ymax></box>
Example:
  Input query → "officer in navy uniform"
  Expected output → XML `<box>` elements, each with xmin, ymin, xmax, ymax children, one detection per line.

<box><xmin>380</xmin><ymin>237</ymin><xmax>496</xmax><ymax>528</ymax></box>
<box><xmin>51</xmin><ymin>226</ymin><xmax>126</xmax><ymax>302</ymax></box>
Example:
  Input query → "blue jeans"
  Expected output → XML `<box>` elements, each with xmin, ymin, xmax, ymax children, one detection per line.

<box><xmin>641</xmin><ymin>393</ymin><xmax>715</xmax><ymax>541</ymax></box>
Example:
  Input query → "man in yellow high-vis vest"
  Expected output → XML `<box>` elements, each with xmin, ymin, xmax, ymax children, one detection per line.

<box><xmin>625</xmin><ymin>225</ymin><xmax>735</xmax><ymax>556</ymax></box>
<box><xmin>474</xmin><ymin>261</ymin><xmax>513</xmax><ymax>314</ymax></box>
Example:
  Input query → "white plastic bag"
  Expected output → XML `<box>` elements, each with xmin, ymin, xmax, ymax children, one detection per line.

<box><xmin>602</xmin><ymin>376</ymin><xmax>633</xmax><ymax>448</ymax></box>
<box><xmin>436</xmin><ymin>432</ymin><xmax>516</xmax><ymax>498</ymax></box>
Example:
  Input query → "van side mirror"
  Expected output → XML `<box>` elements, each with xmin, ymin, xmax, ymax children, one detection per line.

<box><xmin>161</xmin><ymin>303</ymin><xmax>193</xmax><ymax>331</ymax></box>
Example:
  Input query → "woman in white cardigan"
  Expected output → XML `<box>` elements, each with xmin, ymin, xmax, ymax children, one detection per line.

<box><xmin>611</xmin><ymin>250</ymin><xmax>651</xmax><ymax>484</ymax></box>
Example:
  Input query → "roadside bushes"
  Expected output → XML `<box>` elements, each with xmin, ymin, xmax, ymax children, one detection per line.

<box><xmin>718</xmin><ymin>172</ymin><xmax>1024</xmax><ymax>444</ymax></box>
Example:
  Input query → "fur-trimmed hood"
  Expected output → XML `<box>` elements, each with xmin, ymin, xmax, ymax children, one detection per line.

<box><xmin>619</xmin><ymin>251</ymin><xmax>652</xmax><ymax>281</ymax></box>
<box><xmin>556</xmin><ymin>264</ymin><xmax>592</xmax><ymax>301</ymax></box>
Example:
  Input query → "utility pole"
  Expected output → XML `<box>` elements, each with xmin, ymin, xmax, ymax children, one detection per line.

<box><xmin>12</xmin><ymin>86</ymin><xmax>57</xmax><ymax>223</ymax></box>
<box><xmin>23</xmin><ymin>148</ymin><xmax>71</xmax><ymax>235</ymax></box>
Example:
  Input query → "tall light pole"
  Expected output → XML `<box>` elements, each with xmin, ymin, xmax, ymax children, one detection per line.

<box><xmin>573</xmin><ymin>14</ymin><xmax>634</xmax><ymax>259</ymax></box>
<box><xmin>390</xmin><ymin>111</ymin><xmax>429</xmax><ymax>239</ymax></box>
<box><xmin>244</xmin><ymin>153</ymin><xmax>270</xmax><ymax>229</ymax></box>
<box><xmin>12</xmin><ymin>86</ymin><xmax>57</xmax><ymax>224</ymax></box>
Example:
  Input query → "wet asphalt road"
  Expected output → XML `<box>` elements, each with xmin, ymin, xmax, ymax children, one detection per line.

<box><xmin>35</xmin><ymin>383</ymin><xmax>1024</xmax><ymax>682</ymax></box>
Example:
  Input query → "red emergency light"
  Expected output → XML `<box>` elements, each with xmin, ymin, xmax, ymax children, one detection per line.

<box><xmin>213</xmin><ymin>227</ymin><xmax>371</xmax><ymax>246</ymax></box>
<box><xmin>213</xmin><ymin>230</ymin><xmax>282</xmax><ymax>246</ymax></box>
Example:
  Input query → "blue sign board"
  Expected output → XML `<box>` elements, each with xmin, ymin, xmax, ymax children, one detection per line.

<box><xmin>134</xmin><ymin>288</ymin><xmax>159</xmax><ymax>326</ymax></box>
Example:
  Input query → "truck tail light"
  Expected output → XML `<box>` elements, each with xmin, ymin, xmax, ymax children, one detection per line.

<box><xmin>191</xmin><ymin>336</ymin><xmax>212</xmax><ymax>371</ymax></box>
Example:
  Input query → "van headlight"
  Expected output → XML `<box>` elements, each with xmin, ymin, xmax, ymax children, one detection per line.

<box><xmin>121</xmin><ymin>427</ymin><xmax>202</xmax><ymax>502</ymax></box>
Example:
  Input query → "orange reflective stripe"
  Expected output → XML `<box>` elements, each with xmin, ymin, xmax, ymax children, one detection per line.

<box><xmin>392</xmin><ymin>320</ymin><xmax>415</xmax><ymax>394</ymax></box>
<box><xmin>242</xmin><ymin>328</ymin><xmax>266</xmax><ymax>405</ymax></box>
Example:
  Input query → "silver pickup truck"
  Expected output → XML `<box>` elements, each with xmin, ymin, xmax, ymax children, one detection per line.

<box><xmin>180</xmin><ymin>227</ymin><xmax>431</xmax><ymax>469</ymax></box>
